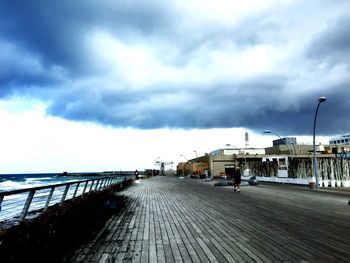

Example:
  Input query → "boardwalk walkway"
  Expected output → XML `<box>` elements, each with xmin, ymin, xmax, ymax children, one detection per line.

<box><xmin>71</xmin><ymin>176</ymin><xmax>350</xmax><ymax>262</ymax></box>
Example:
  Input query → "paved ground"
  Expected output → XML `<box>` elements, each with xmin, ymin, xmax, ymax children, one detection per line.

<box><xmin>70</xmin><ymin>176</ymin><xmax>350</xmax><ymax>262</ymax></box>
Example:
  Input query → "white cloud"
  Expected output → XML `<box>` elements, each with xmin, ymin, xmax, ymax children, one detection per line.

<box><xmin>175</xmin><ymin>0</ymin><xmax>281</xmax><ymax>25</ymax></box>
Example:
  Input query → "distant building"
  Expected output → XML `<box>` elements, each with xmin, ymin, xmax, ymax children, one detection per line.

<box><xmin>176</xmin><ymin>160</ymin><xmax>209</xmax><ymax>178</ymax></box>
<box><xmin>272</xmin><ymin>137</ymin><xmax>297</xmax><ymax>146</ymax></box>
<box><xmin>329</xmin><ymin>134</ymin><xmax>350</xmax><ymax>145</ymax></box>
<box><xmin>208</xmin><ymin>147</ymin><xmax>265</xmax><ymax>178</ymax></box>
<box><xmin>210</xmin><ymin>147</ymin><xmax>265</xmax><ymax>156</ymax></box>
<box><xmin>265</xmin><ymin>144</ymin><xmax>316</xmax><ymax>155</ymax></box>
<box><xmin>329</xmin><ymin>134</ymin><xmax>350</xmax><ymax>154</ymax></box>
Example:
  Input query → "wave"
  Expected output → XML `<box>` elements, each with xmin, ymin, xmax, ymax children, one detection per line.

<box><xmin>0</xmin><ymin>180</ymin><xmax>45</xmax><ymax>192</ymax></box>
<box><xmin>0</xmin><ymin>173</ymin><xmax>103</xmax><ymax>192</ymax></box>
<box><xmin>0</xmin><ymin>175</ymin><xmax>58</xmax><ymax>192</ymax></box>
<box><xmin>25</xmin><ymin>177</ymin><xmax>53</xmax><ymax>182</ymax></box>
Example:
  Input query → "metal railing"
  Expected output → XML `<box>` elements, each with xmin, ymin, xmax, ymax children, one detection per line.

<box><xmin>0</xmin><ymin>174</ymin><xmax>132</xmax><ymax>223</ymax></box>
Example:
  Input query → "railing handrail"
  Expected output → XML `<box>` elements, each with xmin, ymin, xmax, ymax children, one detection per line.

<box><xmin>0</xmin><ymin>173</ymin><xmax>133</xmax><ymax>222</ymax></box>
<box><xmin>0</xmin><ymin>175</ymin><xmax>127</xmax><ymax>197</ymax></box>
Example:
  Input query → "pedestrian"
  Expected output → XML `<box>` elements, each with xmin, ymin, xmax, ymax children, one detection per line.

<box><xmin>233</xmin><ymin>165</ymin><xmax>241</xmax><ymax>192</ymax></box>
<box><xmin>135</xmin><ymin>170</ymin><xmax>139</xmax><ymax>180</ymax></box>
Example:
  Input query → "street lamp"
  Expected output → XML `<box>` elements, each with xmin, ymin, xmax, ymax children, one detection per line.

<box><xmin>290</xmin><ymin>142</ymin><xmax>297</xmax><ymax>157</ymax></box>
<box><xmin>263</xmin><ymin>130</ymin><xmax>294</xmax><ymax>157</ymax></box>
<box><xmin>179</xmin><ymin>154</ymin><xmax>188</xmax><ymax>161</ymax></box>
<box><xmin>313</xmin><ymin>96</ymin><xmax>327</xmax><ymax>190</ymax></box>
<box><xmin>226</xmin><ymin>143</ymin><xmax>247</xmax><ymax>172</ymax></box>
<box><xmin>194</xmin><ymin>150</ymin><xmax>198</xmax><ymax>158</ymax></box>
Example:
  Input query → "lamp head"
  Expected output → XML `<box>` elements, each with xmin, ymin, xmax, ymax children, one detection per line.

<box><xmin>319</xmin><ymin>96</ymin><xmax>326</xmax><ymax>103</ymax></box>
<box><xmin>263</xmin><ymin>130</ymin><xmax>271</xmax><ymax>134</ymax></box>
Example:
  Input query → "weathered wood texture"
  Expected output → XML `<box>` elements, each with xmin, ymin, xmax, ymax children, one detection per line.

<box><xmin>71</xmin><ymin>176</ymin><xmax>350</xmax><ymax>262</ymax></box>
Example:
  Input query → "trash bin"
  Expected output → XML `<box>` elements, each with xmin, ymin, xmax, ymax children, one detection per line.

<box><xmin>309</xmin><ymin>182</ymin><xmax>316</xmax><ymax>189</ymax></box>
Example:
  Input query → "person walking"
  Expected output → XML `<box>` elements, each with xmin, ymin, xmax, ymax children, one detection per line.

<box><xmin>233</xmin><ymin>165</ymin><xmax>242</xmax><ymax>192</ymax></box>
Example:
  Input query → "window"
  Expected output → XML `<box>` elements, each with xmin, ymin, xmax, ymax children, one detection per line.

<box><xmin>278</xmin><ymin>158</ymin><xmax>287</xmax><ymax>170</ymax></box>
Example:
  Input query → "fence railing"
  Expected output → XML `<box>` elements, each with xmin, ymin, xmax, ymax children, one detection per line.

<box><xmin>0</xmin><ymin>174</ymin><xmax>133</xmax><ymax>223</ymax></box>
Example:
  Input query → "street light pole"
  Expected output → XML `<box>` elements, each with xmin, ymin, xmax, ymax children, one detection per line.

<box><xmin>194</xmin><ymin>150</ymin><xmax>198</xmax><ymax>158</ymax></box>
<box><xmin>226</xmin><ymin>143</ymin><xmax>247</xmax><ymax>171</ymax></box>
<box><xmin>313</xmin><ymin>96</ymin><xmax>327</xmax><ymax>190</ymax></box>
<box><xmin>290</xmin><ymin>142</ymin><xmax>297</xmax><ymax>157</ymax></box>
<box><xmin>263</xmin><ymin>130</ymin><xmax>294</xmax><ymax>157</ymax></box>
<box><xmin>179</xmin><ymin>154</ymin><xmax>188</xmax><ymax>161</ymax></box>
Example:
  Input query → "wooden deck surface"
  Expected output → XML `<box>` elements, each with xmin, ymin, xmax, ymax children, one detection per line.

<box><xmin>70</xmin><ymin>176</ymin><xmax>350</xmax><ymax>263</ymax></box>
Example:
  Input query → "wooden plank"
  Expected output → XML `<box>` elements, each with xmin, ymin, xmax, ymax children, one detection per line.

<box><xmin>70</xmin><ymin>176</ymin><xmax>350</xmax><ymax>263</ymax></box>
<box><xmin>140</xmin><ymin>240</ymin><xmax>149</xmax><ymax>263</ymax></box>
<box><xmin>170</xmin><ymin>240</ymin><xmax>184</xmax><ymax>263</ymax></box>
<box><xmin>196</xmin><ymin>237</ymin><xmax>219</xmax><ymax>263</ymax></box>
<box><xmin>163</xmin><ymin>243</ymin><xmax>175</xmax><ymax>263</ymax></box>
<box><xmin>123</xmin><ymin>240</ymin><xmax>136</xmax><ymax>262</ymax></box>
<box><xmin>156</xmin><ymin>242</ymin><xmax>166</xmax><ymax>263</ymax></box>
<box><xmin>177</xmin><ymin>242</ymin><xmax>192</xmax><ymax>262</ymax></box>
<box><xmin>131</xmin><ymin>240</ymin><xmax>142</xmax><ymax>263</ymax></box>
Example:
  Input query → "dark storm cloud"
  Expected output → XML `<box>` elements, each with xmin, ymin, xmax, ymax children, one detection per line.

<box><xmin>0</xmin><ymin>0</ymin><xmax>171</xmax><ymax>78</ymax></box>
<box><xmin>306</xmin><ymin>16</ymin><xmax>350</xmax><ymax>64</ymax></box>
<box><xmin>1</xmin><ymin>0</ymin><xmax>350</xmax><ymax>136</ymax></box>
<box><xmin>44</xmin><ymin>75</ymin><xmax>293</xmax><ymax>130</ymax></box>
<box><xmin>45</xmin><ymin>71</ymin><xmax>350</xmax><ymax>136</ymax></box>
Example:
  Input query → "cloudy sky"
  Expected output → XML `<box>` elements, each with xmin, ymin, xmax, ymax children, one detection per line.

<box><xmin>0</xmin><ymin>0</ymin><xmax>349</xmax><ymax>173</ymax></box>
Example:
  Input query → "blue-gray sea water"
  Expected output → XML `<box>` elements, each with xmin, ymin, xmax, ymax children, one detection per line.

<box><xmin>0</xmin><ymin>173</ymin><xmax>80</xmax><ymax>192</ymax></box>
<box><xmin>0</xmin><ymin>172</ymin><xmax>104</xmax><ymax>223</ymax></box>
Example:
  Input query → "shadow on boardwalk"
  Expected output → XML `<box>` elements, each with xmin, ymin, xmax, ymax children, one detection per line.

<box><xmin>71</xmin><ymin>176</ymin><xmax>350</xmax><ymax>263</ymax></box>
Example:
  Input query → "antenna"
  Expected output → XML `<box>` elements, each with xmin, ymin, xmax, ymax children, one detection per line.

<box><xmin>245</xmin><ymin>132</ymin><xmax>249</xmax><ymax>148</ymax></box>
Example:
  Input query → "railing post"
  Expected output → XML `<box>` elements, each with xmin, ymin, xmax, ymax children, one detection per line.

<box><xmin>95</xmin><ymin>179</ymin><xmax>100</xmax><ymax>191</ymax></box>
<box><xmin>60</xmin><ymin>185</ymin><xmax>70</xmax><ymax>205</ymax></box>
<box><xmin>44</xmin><ymin>187</ymin><xmax>55</xmax><ymax>212</ymax></box>
<box><xmin>82</xmin><ymin>181</ymin><xmax>89</xmax><ymax>195</ymax></box>
<box><xmin>99</xmin><ymin>179</ymin><xmax>104</xmax><ymax>190</ymax></box>
<box><xmin>103</xmin><ymin>178</ymin><xmax>108</xmax><ymax>188</ymax></box>
<box><xmin>73</xmin><ymin>182</ymin><xmax>81</xmax><ymax>198</ymax></box>
<box><xmin>89</xmin><ymin>180</ymin><xmax>95</xmax><ymax>192</ymax></box>
<box><xmin>0</xmin><ymin>195</ymin><xmax>4</xmax><ymax>212</ymax></box>
<box><xmin>101</xmin><ymin>179</ymin><xmax>105</xmax><ymax>189</ymax></box>
<box><xmin>20</xmin><ymin>190</ymin><xmax>36</xmax><ymax>220</ymax></box>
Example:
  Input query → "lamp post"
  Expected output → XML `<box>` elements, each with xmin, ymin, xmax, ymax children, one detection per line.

<box><xmin>226</xmin><ymin>143</ymin><xmax>247</xmax><ymax>172</ymax></box>
<box><xmin>313</xmin><ymin>96</ymin><xmax>327</xmax><ymax>190</ymax></box>
<box><xmin>290</xmin><ymin>142</ymin><xmax>297</xmax><ymax>157</ymax></box>
<box><xmin>263</xmin><ymin>130</ymin><xmax>294</xmax><ymax>157</ymax></box>
<box><xmin>179</xmin><ymin>154</ymin><xmax>188</xmax><ymax>161</ymax></box>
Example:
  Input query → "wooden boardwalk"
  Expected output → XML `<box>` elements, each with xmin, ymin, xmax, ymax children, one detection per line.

<box><xmin>71</xmin><ymin>176</ymin><xmax>350</xmax><ymax>262</ymax></box>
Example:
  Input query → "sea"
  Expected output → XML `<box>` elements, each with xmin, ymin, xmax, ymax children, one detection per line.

<box><xmin>0</xmin><ymin>173</ymin><xmax>102</xmax><ymax>224</ymax></box>
<box><xmin>0</xmin><ymin>173</ymin><xmax>89</xmax><ymax>192</ymax></box>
